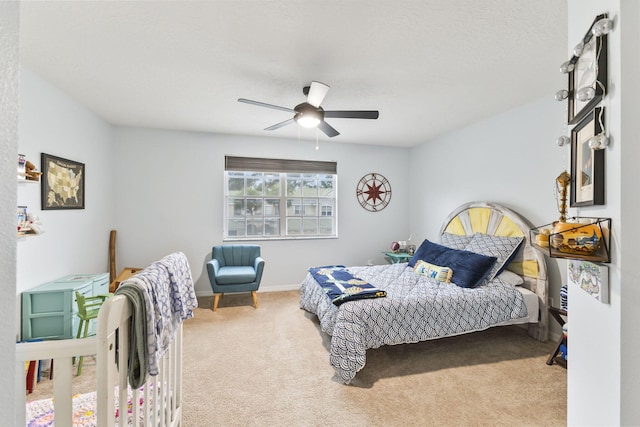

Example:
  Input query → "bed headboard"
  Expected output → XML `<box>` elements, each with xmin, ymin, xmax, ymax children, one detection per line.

<box><xmin>439</xmin><ymin>201</ymin><xmax>548</xmax><ymax>341</ymax></box>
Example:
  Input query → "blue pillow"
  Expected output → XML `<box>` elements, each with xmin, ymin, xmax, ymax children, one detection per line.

<box><xmin>408</xmin><ymin>239</ymin><xmax>497</xmax><ymax>288</ymax></box>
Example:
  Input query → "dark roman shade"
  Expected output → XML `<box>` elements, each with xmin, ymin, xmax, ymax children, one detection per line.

<box><xmin>225</xmin><ymin>156</ymin><xmax>337</xmax><ymax>174</ymax></box>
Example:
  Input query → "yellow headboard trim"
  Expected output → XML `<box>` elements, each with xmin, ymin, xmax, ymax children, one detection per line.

<box><xmin>468</xmin><ymin>207</ymin><xmax>491</xmax><ymax>234</ymax></box>
<box><xmin>507</xmin><ymin>260</ymin><xmax>539</xmax><ymax>278</ymax></box>
<box><xmin>495</xmin><ymin>217</ymin><xmax>525</xmax><ymax>237</ymax></box>
<box><xmin>444</xmin><ymin>216</ymin><xmax>466</xmax><ymax>235</ymax></box>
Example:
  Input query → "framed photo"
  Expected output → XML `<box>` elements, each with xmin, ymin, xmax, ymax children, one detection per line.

<box><xmin>567</xmin><ymin>260</ymin><xmax>609</xmax><ymax>304</ymax></box>
<box><xmin>41</xmin><ymin>153</ymin><xmax>85</xmax><ymax>210</ymax></box>
<box><xmin>570</xmin><ymin>107</ymin><xmax>604</xmax><ymax>207</ymax></box>
<box><xmin>567</xmin><ymin>13</ymin><xmax>608</xmax><ymax>125</ymax></box>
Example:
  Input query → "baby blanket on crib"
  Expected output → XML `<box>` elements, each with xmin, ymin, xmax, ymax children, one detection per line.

<box><xmin>118</xmin><ymin>252</ymin><xmax>198</xmax><ymax>382</ymax></box>
<box><xmin>309</xmin><ymin>265</ymin><xmax>386</xmax><ymax>306</ymax></box>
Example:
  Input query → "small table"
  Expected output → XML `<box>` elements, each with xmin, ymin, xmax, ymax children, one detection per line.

<box><xmin>383</xmin><ymin>252</ymin><xmax>412</xmax><ymax>264</ymax></box>
<box><xmin>109</xmin><ymin>267</ymin><xmax>144</xmax><ymax>292</ymax></box>
<box><xmin>546</xmin><ymin>306</ymin><xmax>567</xmax><ymax>368</ymax></box>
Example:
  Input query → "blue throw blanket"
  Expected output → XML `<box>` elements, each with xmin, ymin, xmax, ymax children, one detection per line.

<box><xmin>308</xmin><ymin>265</ymin><xmax>386</xmax><ymax>306</ymax></box>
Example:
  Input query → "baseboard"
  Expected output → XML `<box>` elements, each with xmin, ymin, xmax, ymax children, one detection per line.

<box><xmin>195</xmin><ymin>283</ymin><xmax>300</xmax><ymax>298</ymax></box>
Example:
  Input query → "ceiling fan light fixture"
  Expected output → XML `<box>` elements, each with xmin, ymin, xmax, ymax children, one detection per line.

<box><xmin>295</xmin><ymin>112</ymin><xmax>321</xmax><ymax>128</ymax></box>
<box><xmin>294</xmin><ymin>103</ymin><xmax>323</xmax><ymax>128</ymax></box>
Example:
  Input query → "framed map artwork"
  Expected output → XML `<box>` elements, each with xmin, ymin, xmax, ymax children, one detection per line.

<box><xmin>41</xmin><ymin>153</ymin><xmax>85</xmax><ymax>210</ymax></box>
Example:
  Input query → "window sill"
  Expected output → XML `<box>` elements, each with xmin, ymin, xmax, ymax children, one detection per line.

<box><xmin>223</xmin><ymin>235</ymin><xmax>338</xmax><ymax>242</ymax></box>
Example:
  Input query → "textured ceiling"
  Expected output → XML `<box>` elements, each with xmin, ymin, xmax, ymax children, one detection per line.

<box><xmin>19</xmin><ymin>1</ymin><xmax>568</xmax><ymax>148</ymax></box>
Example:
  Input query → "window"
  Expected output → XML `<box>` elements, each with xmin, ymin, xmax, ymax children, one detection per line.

<box><xmin>224</xmin><ymin>156</ymin><xmax>337</xmax><ymax>239</ymax></box>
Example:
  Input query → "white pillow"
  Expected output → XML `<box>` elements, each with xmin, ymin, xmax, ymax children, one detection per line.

<box><xmin>497</xmin><ymin>270</ymin><xmax>524</xmax><ymax>287</ymax></box>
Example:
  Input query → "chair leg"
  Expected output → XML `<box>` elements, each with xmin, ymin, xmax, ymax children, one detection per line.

<box><xmin>252</xmin><ymin>291</ymin><xmax>258</xmax><ymax>309</ymax></box>
<box><xmin>77</xmin><ymin>320</ymin><xmax>90</xmax><ymax>376</ymax></box>
<box><xmin>213</xmin><ymin>293</ymin><xmax>222</xmax><ymax>312</ymax></box>
<box><xmin>73</xmin><ymin>319</ymin><xmax>85</xmax><ymax>365</ymax></box>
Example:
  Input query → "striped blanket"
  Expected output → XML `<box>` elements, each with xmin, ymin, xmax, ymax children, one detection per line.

<box><xmin>308</xmin><ymin>265</ymin><xmax>386</xmax><ymax>306</ymax></box>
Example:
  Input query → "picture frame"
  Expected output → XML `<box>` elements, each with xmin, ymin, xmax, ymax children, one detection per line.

<box><xmin>567</xmin><ymin>260</ymin><xmax>609</xmax><ymax>304</ymax></box>
<box><xmin>570</xmin><ymin>107</ymin><xmax>604</xmax><ymax>207</ymax></box>
<box><xmin>567</xmin><ymin>13</ymin><xmax>608</xmax><ymax>125</ymax></box>
<box><xmin>41</xmin><ymin>153</ymin><xmax>85</xmax><ymax>210</ymax></box>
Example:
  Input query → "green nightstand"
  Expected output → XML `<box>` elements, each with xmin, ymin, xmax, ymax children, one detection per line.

<box><xmin>383</xmin><ymin>252</ymin><xmax>412</xmax><ymax>264</ymax></box>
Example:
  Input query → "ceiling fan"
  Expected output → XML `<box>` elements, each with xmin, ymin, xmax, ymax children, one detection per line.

<box><xmin>238</xmin><ymin>81</ymin><xmax>379</xmax><ymax>138</ymax></box>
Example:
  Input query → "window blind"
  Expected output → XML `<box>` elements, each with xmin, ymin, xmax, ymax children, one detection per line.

<box><xmin>225</xmin><ymin>156</ymin><xmax>337</xmax><ymax>174</ymax></box>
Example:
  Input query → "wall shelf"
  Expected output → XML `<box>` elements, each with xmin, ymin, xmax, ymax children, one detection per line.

<box><xmin>530</xmin><ymin>217</ymin><xmax>611</xmax><ymax>263</ymax></box>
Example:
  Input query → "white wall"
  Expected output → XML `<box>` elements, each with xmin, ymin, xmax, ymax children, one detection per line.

<box><xmin>567</xmin><ymin>1</ymin><xmax>640</xmax><ymax>425</ymax></box>
<box><xmin>113</xmin><ymin>127</ymin><xmax>412</xmax><ymax>296</ymax></box>
<box><xmin>618</xmin><ymin>1</ymin><xmax>640</xmax><ymax>423</ymax></box>
<box><xmin>409</xmin><ymin>97</ymin><xmax>567</xmax><ymax>320</ymax></box>
<box><xmin>1</xmin><ymin>2</ymin><xmax>19</xmax><ymax>421</ymax></box>
<box><xmin>16</xmin><ymin>68</ymin><xmax>116</xmax><ymax>295</ymax></box>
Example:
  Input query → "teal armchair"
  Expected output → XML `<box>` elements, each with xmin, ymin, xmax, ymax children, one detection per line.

<box><xmin>206</xmin><ymin>245</ymin><xmax>265</xmax><ymax>311</ymax></box>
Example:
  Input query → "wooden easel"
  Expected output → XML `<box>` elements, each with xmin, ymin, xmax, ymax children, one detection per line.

<box><xmin>108</xmin><ymin>229</ymin><xmax>142</xmax><ymax>292</ymax></box>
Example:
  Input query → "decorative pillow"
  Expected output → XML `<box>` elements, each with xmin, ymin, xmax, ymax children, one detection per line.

<box><xmin>497</xmin><ymin>269</ymin><xmax>524</xmax><ymax>287</ymax></box>
<box><xmin>413</xmin><ymin>260</ymin><xmax>453</xmax><ymax>283</ymax></box>
<box><xmin>439</xmin><ymin>232</ymin><xmax>473</xmax><ymax>250</ymax></box>
<box><xmin>408</xmin><ymin>239</ymin><xmax>497</xmax><ymax>288</ymax></box>
<box><xmin>464</xmin><ymin>233</ymin><xmax>525</xmax><ymax>281</ymax></box>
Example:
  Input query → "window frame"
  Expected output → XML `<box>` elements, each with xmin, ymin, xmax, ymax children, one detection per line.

<box><xmin>223</xmin><ymin>156</ymin><xmax>338</xmax><ymax>241</ymax></box>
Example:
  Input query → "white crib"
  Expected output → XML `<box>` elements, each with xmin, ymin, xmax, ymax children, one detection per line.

<box><xmin>15</xmin><ymin>294</ymin><xmax>183</xmax><ymax>426</ymax></box>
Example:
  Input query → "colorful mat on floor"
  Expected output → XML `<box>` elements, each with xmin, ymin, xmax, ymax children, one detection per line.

<box><xmin>26</xmin><ymin>387</ymin><xmax>144</xmax><ymax>427</ymax></box>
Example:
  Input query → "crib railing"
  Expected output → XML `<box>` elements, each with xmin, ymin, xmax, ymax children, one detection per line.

<box><xmin>15</xmin><ymin>335</ymin><xmax>97</xmax><ymax>426</ymax></box>
<box><xmin>15</xmin><ymin>294</ymin><xmax>183</xmax><ymax>427</ymax></box>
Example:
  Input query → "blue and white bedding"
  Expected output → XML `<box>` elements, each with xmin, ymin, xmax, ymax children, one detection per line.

<box><xmin>299</xmin><ymin>262</ymin><xmax>528</xmax><ymax>383</ymax></box>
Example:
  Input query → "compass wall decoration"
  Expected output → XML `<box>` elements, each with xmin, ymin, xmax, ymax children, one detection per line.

<box><xmin>356</xmin><ymin>173</ymin><xmax>392</xmax><ymax>212</ymax></box>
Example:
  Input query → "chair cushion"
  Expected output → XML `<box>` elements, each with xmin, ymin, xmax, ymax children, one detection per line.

<box><xmin>216</xmin><ymin>266</ymin><xmax>257</xmax><ymax>285</ymax></box>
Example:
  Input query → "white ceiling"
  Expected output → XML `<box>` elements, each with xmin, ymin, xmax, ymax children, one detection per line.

<box><xmin>19</xmin><ymin>0</ymin><xmax>568</xmax><ymax>148</ymax></box>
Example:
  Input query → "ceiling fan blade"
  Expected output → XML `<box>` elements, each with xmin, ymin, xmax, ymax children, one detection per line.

<box><xmin>318</xmin><ymin>120</ymin><xmax>340</xmax><ymax>138</ymax></box>
<box><xmin>324</xmin><ymin>110</ymin><xmax>379</xmax><ymax>119</ymax></box>
<box><xmin>238</xmin><ymin>98</ymin><xmax>295</xmax><ymax>113</ymax></box>
<box><xmin>265</xmin><ymin>118</ymin><xmax>295</xmax><ymax>131</ymax></box>
<box><xmin>306</xmin><ymin>81</ymin><xmax>330</xmax><ymax>108</ymax></box>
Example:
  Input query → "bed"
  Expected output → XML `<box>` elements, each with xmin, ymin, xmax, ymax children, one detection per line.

<box><xmin>299</xmin><ymin>201</ymin><xmax>548</xmax><ymax>383</ymax></box>
<box><xmin>15</xmin><ymin>252</ymin><xmax>197</xmax><ymax>426</ymax></box>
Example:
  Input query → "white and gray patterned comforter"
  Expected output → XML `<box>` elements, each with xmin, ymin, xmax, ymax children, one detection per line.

<box><xmin>299</xmin><ymin>262</ymin><xmax>528</xmax><ymax>383</ymax></box>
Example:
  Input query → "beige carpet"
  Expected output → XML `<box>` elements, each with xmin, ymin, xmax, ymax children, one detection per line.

<box><xmin>27</xmin><ymin>290</ymin><xmax>567</xmax><ymax>426</ymax></box>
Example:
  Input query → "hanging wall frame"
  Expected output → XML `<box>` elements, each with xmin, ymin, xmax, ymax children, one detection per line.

<box><xmin>570</xmin><ymin>107</ymin><xmax>605</xmax><ymax>207</ymax></box>
<box><xmin>567</xmin><ymin>13</ymin><xmax>609</xmax><ymax>125</ymax></box>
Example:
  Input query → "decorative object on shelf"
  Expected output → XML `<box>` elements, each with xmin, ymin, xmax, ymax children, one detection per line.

<box><xmin>567</xmin><ymin>259</ymin><xmax>609</xmax><ymax>304</ymax></box>
<box><xmin>532</xmin><ymin>169</ymin><xmax>610</xmax><ymax>261</ymax></box>
<box><xmin>24</xmin><ymin>160</ymin><xmax>42</xmax><ymax>181</ymax></box>
<box><xmin>390</xmin><ymin>241</ymin><xmax>400</xmax><ymax>253</ymax></box>
<box><xmin>17</xmin><ymin>153</ymin><xmax>26</xmax><ymax>180</ymax></box>
<box><xmin>556</xmin><ymin>170</ymin><xmax>571</xmax><ymax>222</ymax></box>
<box><xmin>571</xmin><ymin>107</ymin><xmax>605</xmax><ymax>207</ymax></box>
<box><xmin>563</xmin><ymin>13</ymin><xmax>610</xmax><ymax>125</ymax></box>
<box><xmin>17</xmin><ymin>206</ymin><xmax>28</xmax><ymax>234</ymax></box>
<box><xmin>41</xmin><ymin>153</ymin><xmax>85</xmax><ymax>210</ymax></box>
<box><xmin>17</xmin><ymin>155</ymin><xmax>42</xmax><ymax>182</ymax></box>
<box><xmin>531</xmin><ymin>217</ymin><xmax>611</xmax><ymax>263</ymax></box>
<box><xmin>356</xmin><ymin>173</ymin><xmax>391</xmax><ymax>212</ymax></box>
<box><xmin>17</xmin><ymin>207</ymin><xmax>44</xmax><ymax>236</ymax></box>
